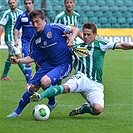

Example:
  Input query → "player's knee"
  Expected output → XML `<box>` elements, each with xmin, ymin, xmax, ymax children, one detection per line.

<box><xmin>40</xmin><ymin>76</ymin><xmax>51</xmax><ymax>88</ymax></box>
<box><xmin>30</xmin><ymin>84</ymin><xmax>40</xmax><ymax>92</ymax></box>
<box><xmin>16</xmin><ymin>54</ymin><xmax>22</xmax><ymax>59</ymax></box>
<box><xmin>93</xmin><ymin>103</ymin><xmax>103</xmax><ymax>115</ymax></box>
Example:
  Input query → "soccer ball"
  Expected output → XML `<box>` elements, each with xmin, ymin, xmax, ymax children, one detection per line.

<box><xmin>32</xmin><ymin>104</ymin><xmax>50</xmax><ymax>121</ymax></box>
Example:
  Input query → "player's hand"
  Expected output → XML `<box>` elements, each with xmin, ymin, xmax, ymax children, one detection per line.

<box><xmin>62</xmin><ymin>33</ymin><xmax>70</xmax><ymax>43</ymax></box>
<box><xmin>14</xmin><ymin>41</ymin><xmax>18</xmax><ymax>47</ymax></box>
<box><xmin>10</xmin><ymin>57</ymin><xmax>18</xmax><ymax>64</ymax></box>
<box><xmin>68</xmin><ymin>39</ymin><xmax>74</xmax><ymax>48</ymax></box>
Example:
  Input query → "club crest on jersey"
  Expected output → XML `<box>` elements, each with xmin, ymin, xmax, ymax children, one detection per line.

<box><xmin>47</xmin><ymin>32</ymin><xmax>52</xmax><ymax>39</ymax></box>
<box><xmin>43</xmin><ymin>41</ymin><xmax>47</xmax><ymax>46</ymax></box>
<box><xmin>35</xmin><ymin>37</ymin><xmax>41</xmax><ymax>44</ymax></box>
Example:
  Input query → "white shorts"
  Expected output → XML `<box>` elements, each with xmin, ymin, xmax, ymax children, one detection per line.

<box><xmin>6</xmin><ymin>41</ymin><xmax>21</xmax><ymax>55</ymax></box>
<box><xmin>64</xmin><ymin>71</ymin><xmax>104</xmax><ymax>107</ymax></box>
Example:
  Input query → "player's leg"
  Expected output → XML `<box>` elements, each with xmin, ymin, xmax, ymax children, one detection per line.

<box><xmin>47</xmin><ymin>97</ymin><xmax>57</xmax><ymax>111</ymax></box>
<box><xmin>47</xmin><ymin>81</ymin><xmax>62</xmax><ymax>111</ymax></box>
<box><xmin>30</xmin><ymin>77</ymin><xmax>77</xmax><ymax>102</ymax></box>
<box><xmin>41</xmin><ymin>87</ymin><xmax>57</xmax><ymax>111</ymax></box>
<box><xmin>40</xmin><ymin>75</ymin><xmax>58</xmax><ymax>112</ymax></box>
<box><xmin>69</xmin><ymin>80</ymin><xmax>104</xmax><ymax>116</ymax></box>
<box><xmin>41</xmin><ymin>63</ymin><xmax>72</xmax><ymax>110</ymax></box>
<box><xmin>30</xmin><ymin>69</ymin><xmax>79</xmax><ymax>102</ymax></box>
<box><xmin>5</xmin><ymin>42</ymin><xmax>26</xmax><ymax>76</ymax></box>
<box><xmin>0</xmin><ymin>54</ymin><xmax>12</xmax><ymax>80</ymax></box>
<box><xmin>22</xmin><ymin>45</ymin><xmax>32</xmax><ymax>86</ymax></box>
<box><xmin>30</xmin><ymin>63</ymin><xmax>72</xmax><ymax>110</ymax></box>
<box><xmin>34</xmin><ymin>62</ymin><xmax>57</xmax><ymax>111</ymax></box>
<box><xmin>0</xmin><ymin>44</ymin><xmax>13</xmax><ymax>80</ymax></box>
<box><xmin>30</xmin><ymin>85</ymin><xmax>65</xmax><ymax>101</ymax></box>
<box><xmin>65</xmin><ymin>73</ymin><xmax>96</xmax><ymax>116</ymax></box>
<box><xmin>7</xmin><ymin>69</ymin><xmax>45</xmax><ymax>118</ymax></box>
<box><xmin>69</xmin><ymin>95</ymin><xmax>104</xmax><ymax>116</ymax></box>
<box><xmin>7</xmin><ymin>86</ymin><xmax>38</xmax><ymax>118</ymax></box>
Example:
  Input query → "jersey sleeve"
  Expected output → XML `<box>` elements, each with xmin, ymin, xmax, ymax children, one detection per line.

<box><xmin>0</xmin><ymin>12</ymin><xmax>9</xmax><ymax>26</ymax></box>
<box><xmin>99</xmin><ymin>41</ymin><xmax>117</xmax><ymax>51</ymax></box>
<box><xmin>28</xmin><ymin>34</ymin><xmax>37</xmax><ymax>59</ymax></box>
<box><xmin>96</xmin><ymin>37</ymin><xmax>116</xmax><ymax>51</ymax></box>
<box><xmin>14</xmin><ymin>14</ymin><xmax>22</xmax><ymax>30</ymax></box>
<box><xmin>64</xmin><ymin>26</ymin><xmax>72</xmax><ymax>34</ymax></box>
<box><xmin>53</xmin><ymin>15</ymin><xmax>59</xmax><ymax>23</ymax></box>
<box><xmin>53</xmin><ymin>12</ymin><xmax>63</xmax><ymax>23</ymax></box>
<box><xmin>50</xmin><ymin>23</ymin><xmax>72</xmax><ymax>34</ymax></box>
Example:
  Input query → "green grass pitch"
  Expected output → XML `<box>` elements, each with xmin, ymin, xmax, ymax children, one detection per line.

<box><xmin>0</xmin><ymin>49</ymin><xmax>132</xmax><ymax>133</ymax></box>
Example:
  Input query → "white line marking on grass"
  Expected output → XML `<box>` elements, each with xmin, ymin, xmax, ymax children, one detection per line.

<box><xmin>56</xmin><ymin>104</ymin><xmax>132</xmax><ymax>107</ymax></box>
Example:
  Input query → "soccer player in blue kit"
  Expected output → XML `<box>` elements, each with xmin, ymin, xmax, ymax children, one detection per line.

<box><xmin>7</xmin><ymin>9</ymin><xmax>80</xmax><ymax>118</ymax></box>
<box><xmin>14</xmin><ymin>0</ymin><xmax>56</xmax><ymax>110</ymax></box>
<box><xmin>14</xmin><ymin>0</ymin><xmax>36</xmax><ymax>88</ymax></box>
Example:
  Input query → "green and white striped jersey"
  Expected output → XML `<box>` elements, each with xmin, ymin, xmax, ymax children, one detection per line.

<box><xmin>0</xmin><ymin>8</ymin><xmax>23</xmax><ymax>43</ymax></box>
<box><xmin>74</xmin><ymin>37</ymin><xmax>117</xmax><ymax>83</ymax></box>
<box><xmin>54</xmin><ymin>11</ymin><xmax>80</xmax><ymax>27</ymax></box>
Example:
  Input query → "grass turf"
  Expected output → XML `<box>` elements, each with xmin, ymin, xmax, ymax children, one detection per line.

<box><xmin>0</xmin><ymin>49</ymin><xmax>132</xmax><ymax>133</ymax></box>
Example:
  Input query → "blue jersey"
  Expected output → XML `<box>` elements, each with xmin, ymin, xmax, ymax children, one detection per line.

<box><xmin>14</xmin><ymin>11</ymin><xmax>36</xmax><ymax>45</ymax></box>
<box><xmin>29</xmin><ymin>23</ymin><xmax>72</xmax><ymax>66</ymax></box>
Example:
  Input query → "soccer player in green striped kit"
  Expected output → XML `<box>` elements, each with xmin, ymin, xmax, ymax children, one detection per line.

<box><xmin>0</xmin><ymin>0</ymin><xmax>25</xmax><ymax>80</ymax></box>
<box><xmin>30</xmin><ymin>22</ymin><xmax>133</xmax><ymax>117</ymax></box>
<box><xmin>54</xmin><ymin>0</ymin><xmax>80</xmax><ymax>28</ymax></box>
<box><xmin>54</xmin><ymin>0</ymin><xmax>82</xmax><ymax>49</ymax></box>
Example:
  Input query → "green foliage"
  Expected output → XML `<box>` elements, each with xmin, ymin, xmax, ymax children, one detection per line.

<box><xmin>0</xmin><ymin>49</ymin><xmax>132</xmax><ymax>133</ymax></box>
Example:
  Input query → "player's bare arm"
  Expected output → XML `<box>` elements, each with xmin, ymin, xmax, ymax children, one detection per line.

<box><xmin>10</xmin><ymin>56</ymin><xmax>35</xmax><ymax>64</ymax></box>
<box><xmin>71</xmin><ymin>26</ymin><xmax>80</xmax><ymax>40</ymax></box>
<box><xmin>68</xmin><ymin>38</ymin><xmax>74</xmax><ymax>48</ymax></box>
<box><xmin>115</xmin><ymin>42</ymin><xmax>133</xmax><ymax>50</ymax></box>
<box><xmin>67</xmin><ymin>26</ymin><xmax>80</xmax><ymax>48</ymax></box>
<box><xmin>14</xmin><ymin>29</ymin><xmax>19</xmax><ymax>47</ymax></box>
<box><xmin>121</xmin><ymin>43</ymin><xmax>133</xmax><ymax>49</ymax></box>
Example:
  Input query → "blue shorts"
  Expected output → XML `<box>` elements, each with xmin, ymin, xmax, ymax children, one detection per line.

<box><xmin>30</xmin><ymin>61</ymin><xmax>72</xmax><ymax>86</ymax></box>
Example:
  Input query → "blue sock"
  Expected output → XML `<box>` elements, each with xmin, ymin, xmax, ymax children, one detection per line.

<box><xmin>48</xmin><ymin>97</ymin><xmax>56</xmax><ymax>105</ymax></box>
<box><xmin>15</xmin><ymin>89</ymin><xmax>34</xmax><ymax>115</ymax></box>
<box><xmin>25</xmin><ymin>66</ymin><xmax>32</xmax><ymax>84</ymax></box>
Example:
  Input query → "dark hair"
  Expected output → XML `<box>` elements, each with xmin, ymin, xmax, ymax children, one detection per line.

<box><xmin>82</xmin><ymin>22</ymin><xmax>97</xmax><ymax>34</ymax></box>
<box><xmin>24</xmin><ymin>0</ymin><xmax>34</xmax><ymax>4</ymax></box>
<box><xmin>29</xmin><ymin>9</ymin><xmax>45</xmax><ymax>20</ymax></box>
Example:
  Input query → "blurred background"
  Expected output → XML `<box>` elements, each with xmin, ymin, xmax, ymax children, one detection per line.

<box><xmin>0</xmin><ymin>0</ymin><xmax>132</xmax><ymax>29</ymax></box>
<box><xmin>0</xmin><ymin>0</ymin><xmax>132</xmax><ymax>48</ymax></box>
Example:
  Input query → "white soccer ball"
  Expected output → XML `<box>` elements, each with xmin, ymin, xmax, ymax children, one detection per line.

<box><xmin>33</xmin><ymin>104</ymin><xmax>50</xmax><ymax>121</ymax></box>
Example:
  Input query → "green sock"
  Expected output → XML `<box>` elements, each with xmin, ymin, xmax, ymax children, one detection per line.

<box><xmin>40</xmin><ymin>85</ymin><xmax>65</xmax><ymax>99</ymax></box>
<box><xmin>18</xmin><ymin>63</ymin><xmax>25</xmax><ymax>75</ymax></box>
<box><xmin>81</xmin><ymin>105</ymin><xmax>97</xmax><ymax>115</ymax></box>
<box><xmin>2</xmin><ymin>60</ymin><xmax>11</xmax><ymax>77</ymax></box>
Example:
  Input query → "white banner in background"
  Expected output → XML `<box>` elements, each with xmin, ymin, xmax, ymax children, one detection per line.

<box><xmin>98</xmin><ymin>28</ymin><xmax>133</xmax><ymax>44</ymax></box>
